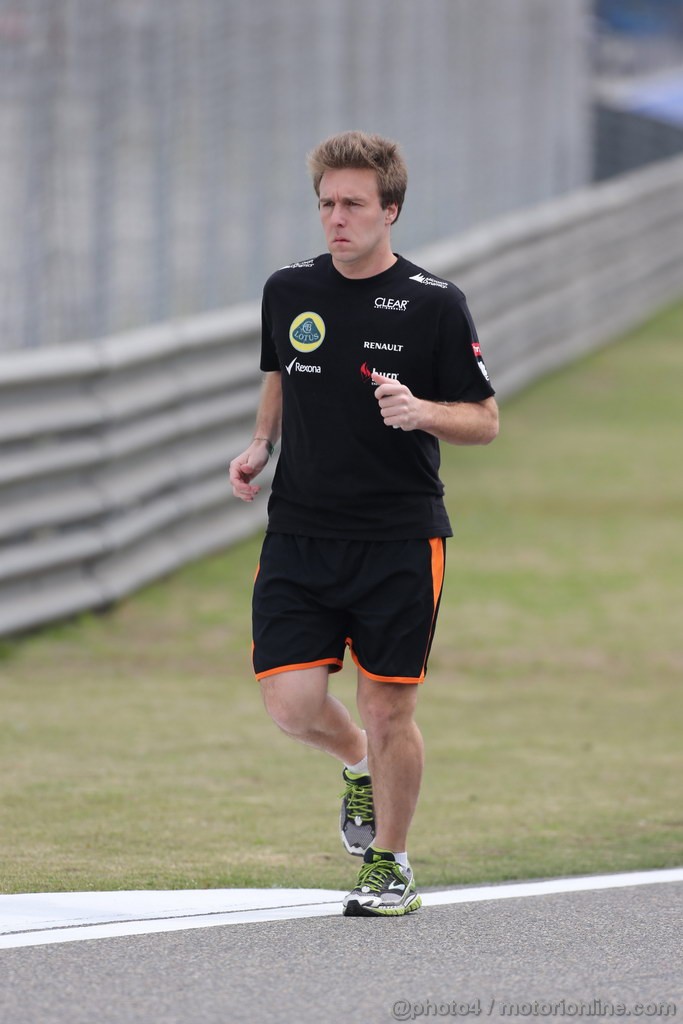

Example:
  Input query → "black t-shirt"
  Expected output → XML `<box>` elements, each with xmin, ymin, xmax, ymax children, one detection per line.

<box><xmin>260</xmin><ymin>253</ymin><xmax>495</xmax><ymax>540</ymax></box>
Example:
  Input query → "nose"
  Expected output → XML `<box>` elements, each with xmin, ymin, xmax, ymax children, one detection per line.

<box><xmin>321</xmin><ymin>199</ymin><xmax>348</xmax><ymax>224</ymax></box>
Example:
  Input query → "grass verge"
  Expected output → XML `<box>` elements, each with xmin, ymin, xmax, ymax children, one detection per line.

<box><xmin>1</xmin><ymin>301</ymin><xmax>682</xmax><ymax>893</ymax></box>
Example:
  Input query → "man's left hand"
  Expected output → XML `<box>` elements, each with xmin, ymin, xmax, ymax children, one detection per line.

<box><xmin>371</xmin><ymin>372</ymin><xmax>423</xmax><ymax>431</ymax></box>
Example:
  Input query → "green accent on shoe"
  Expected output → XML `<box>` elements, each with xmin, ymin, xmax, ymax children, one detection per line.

<box><xmin>339</xmin><ymin>768</ymin><xmax>375</xmax><ymax>856</ymax></box>
<box><xmin>342</xmin><ymin>774</ymin><xmax>374</xmax><ymax>821</ymax></box>
<box><xmin>346</xmin><ymin>894</ymin><xmax>423</xmax><ymax>918</ymax></box>
<box><xmin>365</xmin><ymin>846</ymin><xmax>394</xmax><ymax>862</ymax></box>
<box><xmin>342</xmin><ymin>848</ymin><xmax>421</xmax><ymax>917</ymax></box>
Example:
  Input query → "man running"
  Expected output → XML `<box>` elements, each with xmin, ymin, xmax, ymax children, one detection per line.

<box><xmin>229</xmin><ymin>130</ymin><xmax>498</xmax><ymax>916</ymax></box>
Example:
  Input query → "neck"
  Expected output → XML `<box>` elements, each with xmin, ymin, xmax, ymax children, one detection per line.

<box><xmin>332</xmin><ymin>250</ymin><xmax>397</xmax><ymax>280</ymax></box>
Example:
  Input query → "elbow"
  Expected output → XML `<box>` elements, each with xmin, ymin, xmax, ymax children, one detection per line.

<box><xmin>481</xmin><ymin>404</ymin><xmax>499</xmax><ymax>445</ymax></box>
<box><xmin>484</xmin><ymin>418</ymin><xmax>499</xmax><ymax>445</ymax></box>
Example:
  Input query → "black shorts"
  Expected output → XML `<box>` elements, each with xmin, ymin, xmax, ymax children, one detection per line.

<box><xmin>252</xmin><ymin>534</ymin><xmax>446</xmax><ymax>684</ymax></box>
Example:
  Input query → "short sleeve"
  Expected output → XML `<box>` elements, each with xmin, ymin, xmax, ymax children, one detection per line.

<box><xmin>433</xmin><ymin>295</ymin><xmax>495</xmax><ymax>403</ymax></box>
<box><xmin>260</xmin><ymin>292</ymin><xmax>281</xmax><ymax>372</ymax></box>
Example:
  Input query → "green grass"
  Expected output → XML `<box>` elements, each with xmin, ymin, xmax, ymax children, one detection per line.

<box><xmin>1</xmin><ymin>301</ymin><xmax>682</xmax><ymax>894</ymax></box>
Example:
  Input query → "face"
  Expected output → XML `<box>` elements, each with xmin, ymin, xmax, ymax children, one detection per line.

<box><xmin>318</xmin><ymin>168</ymin><xmax>398</xmax><ymax>278</ymax></box>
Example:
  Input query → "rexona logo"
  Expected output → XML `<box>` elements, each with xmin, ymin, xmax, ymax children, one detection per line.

<box><xmin>286</xmin><ymin>356</ymin><xmax>321</xmax><ymax>375</ymax></box>
<box><xmin>289</xmin><ymin>311</ymin><xmax>326</xmax><ymax>353</ymax></box>
<box><xmin>374</xmin><ymin>297</ymin><xmax>409</xmax><ymax>311</ymax></box>
<box><xmin>409</xmin><ymin>272</ymin><xmax>448</xmax><ymax>289</ymax></box>
<box><xmin>360</xmin><ymin>361</ymin><xmax>399</xmax><ymax>384</ymax></box>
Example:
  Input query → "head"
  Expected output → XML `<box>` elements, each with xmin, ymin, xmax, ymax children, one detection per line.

<box><xmin>308</xmin><ymin>132</ymin><xmax>408</xmax><ymax>276</ymax></box>
<box><xmin>307</xmin><ymin>131</ymin><xmax>408</xmax><ymax>224</ymax></box>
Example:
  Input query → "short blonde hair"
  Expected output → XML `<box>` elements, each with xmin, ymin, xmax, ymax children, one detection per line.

<box><xmin>307</xmin><ymin>130</ymin><xmax>408</xmax><ymax>223</ymax></box>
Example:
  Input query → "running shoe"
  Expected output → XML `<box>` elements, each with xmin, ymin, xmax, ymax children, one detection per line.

<box><xmin>339</xmin><ymin>768</ymin><xmax>375</xmax><ymax>856</ymax></box>
<box><xmin>342</xmin><ymin>847</ymin><xmax>422</xmax><ymax>917</ymax></box>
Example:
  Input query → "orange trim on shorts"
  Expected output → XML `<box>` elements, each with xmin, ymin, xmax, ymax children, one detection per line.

<box><xmin>429</xmin><ymin>537</ymin><xmax>445</xmax><ymax>611</ymax></box>
<box><xmin>346</xmin><ymin>637</ymin><xmax>425</xmax><ymax>685</ymax></box>
<box><xmin>347</xmin><ymin>537</ymin><xmax>445</xmax><ymax>685</ymax></box>
<box><xmin>254</xmin><ymin>657</ymin><xmax>344</xmax><ymax>681</ymax></box>
<box><xmin>349</xmin><ymin>645</ymin><xmax>425</xmax><ymax>684</ymax></box>
<box><xmin>421</xmin><ymin>536</ymin><xmax>446</xmax><ymax>679</ymax></box>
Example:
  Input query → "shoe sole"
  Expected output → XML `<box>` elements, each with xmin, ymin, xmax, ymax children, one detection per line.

<box><xmin>341</xmin><ymin>836</ymin><xmax>370</xmax><ymax>857</ymax></box>
<box><xmin>342</xmin><ymin>894</ymin><xmax>422</xmax><ymax>917</ymax></box>
<box><xmin>340</xmin><ymin>811</ymin><xmax>375</xmax><ymax>856</ymax></box>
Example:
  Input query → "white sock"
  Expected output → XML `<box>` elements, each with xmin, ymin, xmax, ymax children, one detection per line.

<box><xmin>346</xmin><ymin>754</ymin><xmax>369</xmax><ymax>776</ymax></box>
<box><xmin>346</xmin><ymin>733</ymin><xmax>369</xmax><ymax>776</ymax></box>
<box><xmin>394</xmin><ymin>851</ymin><xmax>410</xmax><ymax>870</ymax></box>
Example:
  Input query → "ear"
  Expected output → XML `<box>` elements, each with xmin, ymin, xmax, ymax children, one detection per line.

<box><xmin>385</xmin><ymin>203</ymin><xmax>398</xmax><ymax>225</ymax></box>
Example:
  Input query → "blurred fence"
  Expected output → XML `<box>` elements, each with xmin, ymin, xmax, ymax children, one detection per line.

<box><xmin>595</xmin><ymin>102</ymin><xmax>683</xmax><ymax>178</ymax></box>
<box><xmin>593</xmin><ymin>0</ymin><xmax>683</xmax><ymax>76</ymax></box>
<box><xmin>594</xmin><ymin>68</ymin><xmax>683</xmax><ymax>179</ymax></box>
<box><xmin>1</xmin><ymin>153</ymin><xmax>682</xmax><ymax>637</ymax></box>
<box><xmin>0</xmin><ymin>0</ymin><xmax>589</xmax><ymax>352</ymax></box>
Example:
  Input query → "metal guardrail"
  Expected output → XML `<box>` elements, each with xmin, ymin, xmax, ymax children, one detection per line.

<box><xmin>1</xmin><ymin>154</ymin><xmax>682</xmax><ymax>637</ymax></box>
<box><xmin>0</xmin><ymin>305</ymin><xmax>272</xmax><ymax>635</ymax></box>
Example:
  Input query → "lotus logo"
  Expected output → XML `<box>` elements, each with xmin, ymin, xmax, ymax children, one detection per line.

<box><xmin>289</xmin><ymin>311</ymin><xmax>326</xmax><ymax>353</ymax></box>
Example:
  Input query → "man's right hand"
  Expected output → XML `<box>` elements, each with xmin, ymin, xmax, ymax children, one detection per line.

<box><xmin>229</xmin><ymin>440</ymin><xmax>272</xmax><ymax>502</ymax></box>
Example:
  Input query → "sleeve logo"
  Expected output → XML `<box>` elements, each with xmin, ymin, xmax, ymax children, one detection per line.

<box><xmin>472</xmin><ymin>340</ymin><xmax>490</xmax><ymax>381</ymax></box>
<box><xmin>289</xmin><ymin>312</ymin><xmax>326</xmax><ymax>353</ymax></box>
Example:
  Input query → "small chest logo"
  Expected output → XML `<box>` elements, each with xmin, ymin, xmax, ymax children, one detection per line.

<box><xmin>374</xmin><ymin>297</ymin><xmax>409</xmax><ymax>311</ymax></box>
<box><xmin>360</xmin><ymin>361</ymin><xmax>399</xmax><ymax>384</ymax></box>
<box><xmin>289</xmin><ymin>311</ymin><xmax>326</xmax><ymax>353</ymax></box>
<box><xmin>409</xmin><ymin>272</ymin><xmax>447</xmax><ymax>289</ymax></box>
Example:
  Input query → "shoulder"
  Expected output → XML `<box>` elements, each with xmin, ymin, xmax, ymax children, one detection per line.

<box><xmin>264</xmin><ymin>254</ymin><xmax>330</xmax><ymax>293</ymax></box>
<box><xmin>397</xmin><ymin>256</ymin><xmax>465</xmax><ymax>304</ymax></box>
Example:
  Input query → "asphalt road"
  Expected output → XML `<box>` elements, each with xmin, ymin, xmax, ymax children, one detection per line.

<box><xmin>1</xmin><ymin>881</ymin><xmax>681</xmax><ymax>1024</ymax></box>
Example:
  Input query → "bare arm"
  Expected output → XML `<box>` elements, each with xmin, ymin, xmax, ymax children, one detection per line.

<box><xmin>229</xmin><ymin>371</ymin><xmax>283</xmax><ymax>501</ymax></box>
<box><xmin>371</xmin><ymin>371</ymin><xmax>498</xmax><ymax>446</ymax></box>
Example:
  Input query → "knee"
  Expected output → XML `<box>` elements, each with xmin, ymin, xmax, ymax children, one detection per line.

<box><xmin>358</xmin><ymin>684</ymin><xmax>418</xmax><ymax>746</ymax></box>
<box><xmin>260</xmin><ymin>679</ymin><xmax>320</xmax><ymax>737</ymax></box>
<box><xmin>362</xmin><ymin>709</ymin><xmax>400</xmax><ymax>747</ymax></box>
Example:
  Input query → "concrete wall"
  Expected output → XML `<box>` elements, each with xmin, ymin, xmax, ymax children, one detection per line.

<box><xmin>1</xmin><ymin>153</ymin><xmax>682</xmax><ymax>637</ymax></box>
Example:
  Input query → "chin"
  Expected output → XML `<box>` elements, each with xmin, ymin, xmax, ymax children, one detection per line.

<box><xmin>332</xmin><ymin>247</ymin><xmax>357</xmax><ymax>259</ymax></box>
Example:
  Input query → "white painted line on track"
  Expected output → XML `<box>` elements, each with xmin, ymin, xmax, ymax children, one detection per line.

<box><xmin>1</xmin><ymin>867</ymin><xmax>682</xmax><ymax>950</ymax></box>
<box><xmin>419</xmin><ymin>866</ymin><xmax>683</xmax><ymax>907</ymax></box>
<box><xmin>0</xmin><ymin>889</ymin><xmax>348</xmax><ymax>950</ymax></box>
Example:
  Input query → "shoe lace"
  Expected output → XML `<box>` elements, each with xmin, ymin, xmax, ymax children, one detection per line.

<box><xmin>342</xmin><ymin>780</ymin><xmax>374</xmax><ymax>822</ymax></box>
<box><xmin>356</xmin><ymin>859</ymin><xmax>401</xmax><ymax>893</ymax></box>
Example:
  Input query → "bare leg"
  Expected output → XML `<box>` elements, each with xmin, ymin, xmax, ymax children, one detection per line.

<box><xmin>260</xmin><ymin>666</ymin><xmax>367</xmax><ymax>766</ymax></box>
<box><xmin>356</xmin><ymin>673</ymin><xmax>423</xmax><ymax>852</ymax></box>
